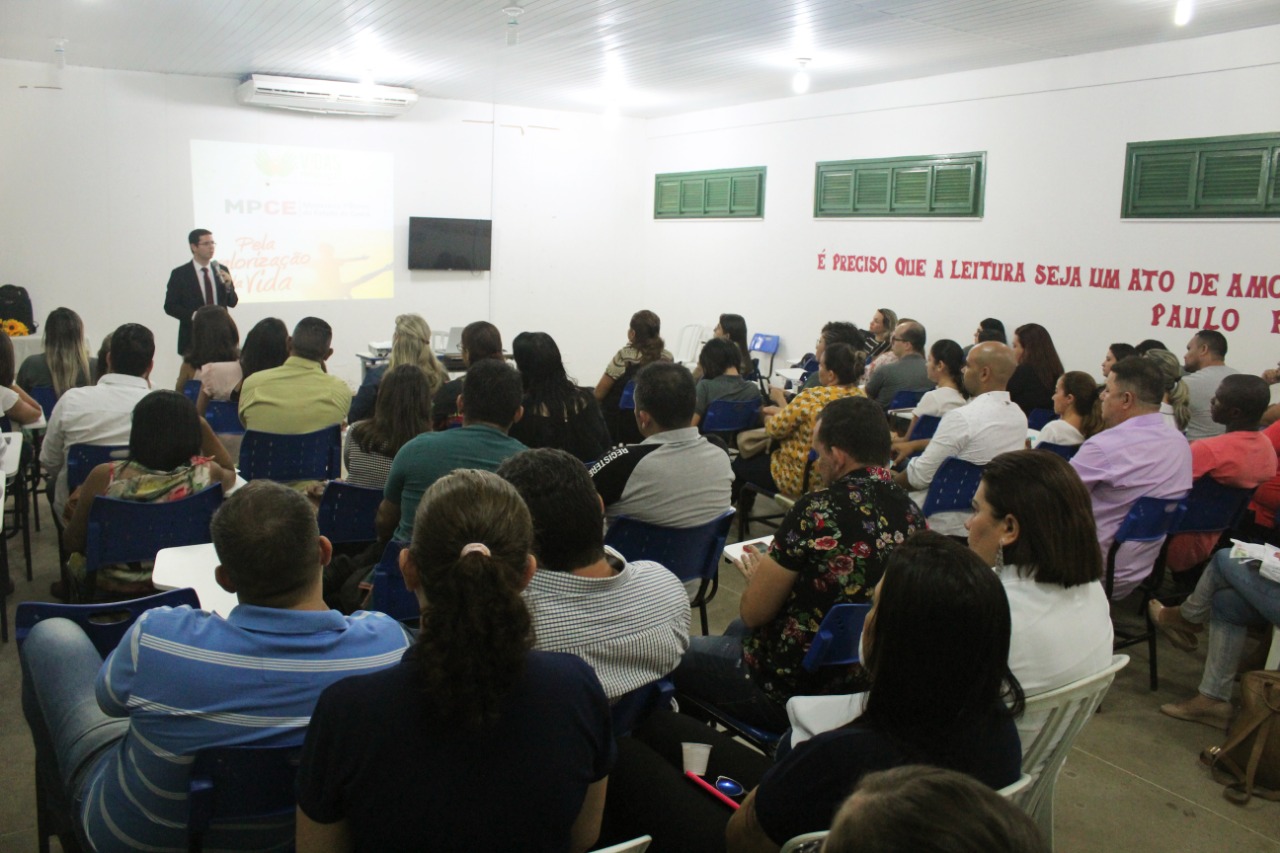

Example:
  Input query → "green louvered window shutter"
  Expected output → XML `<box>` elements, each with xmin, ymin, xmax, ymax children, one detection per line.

<box><xmin>1122</xmin><ymin>133</ymin><xmax>1280</xmax><ymax>218</ymax></box>
<box><xmin>815</xmin><ymin>153</ymin><xmax>985</xmax><ymax>217</ymax></box>
<box><xmin>653</xmin><ymin>167</ymin><xmax>765</xmax><ymax>218</ymax></box>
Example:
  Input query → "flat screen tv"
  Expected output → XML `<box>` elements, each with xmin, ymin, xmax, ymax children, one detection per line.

<box><xmin>408</xmin><ymin>217</ymin><xmax>492</xmax><ymax>271</ymax></box>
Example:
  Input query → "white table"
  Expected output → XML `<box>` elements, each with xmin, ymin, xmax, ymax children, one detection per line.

<box><xmin>153</xmin><ymin>543</ymin><xmax>238</xmax><ymax>616</ymax></box>
<box><xmin>10</xmin><ymin>335</ymin><xmax>43</xmax><ymax>365</ymax></box>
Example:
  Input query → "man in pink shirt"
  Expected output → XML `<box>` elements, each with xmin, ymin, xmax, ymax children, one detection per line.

<box><xmin>1164</xmin><ymin>374</ymin><xmax>1277</xmax><ymax>574</ymax></box>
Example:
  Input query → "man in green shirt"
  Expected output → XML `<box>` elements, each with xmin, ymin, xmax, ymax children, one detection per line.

<box><xmin>377</xmin><ymin>358</ymin><xmax>527</xmax><ymax>542</ymax></box>
<box><xmin>238</xmin><ymin>317</ymin><xmax>351</xmax><ymax>433</ymax></box>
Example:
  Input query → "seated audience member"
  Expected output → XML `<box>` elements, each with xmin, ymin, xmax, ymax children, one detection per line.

<box><xmin>175</xmin><ymin>305</ymin><xmax>237</xmax><ymax>392</ymax></box>
<box><xmin>508</xmin><ymin>331</ymin><xmax>611</xmax><ymax>463</ymax></box>
<box><xmin>675</xmin><ymin>397</ymin><xmax>924</xmax><ymax>730</ymax></box>
<box><xmin>238</xmin><ymin>316</ymin><xmax>350</xmax><ymax>433</ymax></box>
<box><xmin>91</xmin><ymin>333</ymin><xmax>112</xmax><ymax>383</ymax></box>
<box><xmin>295</xmin><ymin>470</ymin><xmax>611</xmax><ymax>853</ymax></box>
<box><xmin>227</xmin><ymin>317</ymin><xmax>289</xmax><ymax>404</ymax></box>
<box><xmin>17</xmin><ymin>307</ymin><xmax>94</xmax><ymax>398</ymax></box>
<box><xmin>61</xmin><ymin>390</ymin><xmax>237</xmax><ymax>597</ymax></box>
<box><xmin>715</xmin><ymin>312</ymin><xmax>754</xmax><ymax>376</ymax></box>
<box><xmin>862</xmin><ymin>307</ymin><xmax>898</xmax><ymax>368</ymax></box>
<box><xmin>738</xmin><ymin>342</ymin><xmax>864</xmax><ymax>498</ymax></box>
<box><xmin>1182</xmin><ymin>330</ymin><xmax>1239</xmax><ymax>440</ymax></box>
<box><xmin>1071</xmin><ymin>356</ymin><xmax>1192</xmax><ymax>599</ymax></box>
<box><xmin>1144</xmin><ymin>348</ymin><xmax>1191</xmax><ymax>433</ymax></box>
<box><xmin>1101</xmin><ymin>342</ymin><xmax>1137</xmax><ymax>378</ymax></box>
<box><xmin>965</xmin><ymin>317</ymin><xmax>1007</xmax><ymax>356</ymax></box>
<box><xmin>40</xmin><ymin>323</ymin><xmax>156</xmax><ymax>518</ymax></box>
<box><xmin>499</xmin><ymin>448</ymin><xmax>690</xmax><ymax>700</ymax></box>
<box><xmin>866</xmin><ymin>319</ymin><xmax>932</xmax><ymax>410</ymax></box>
<box><xmin>596</xmin><ymin>310</ymin><xmax>673</xmax><ymax>444</ymax></box>
<box><xmin>21</xmin><ymin>480</ymin><xmax>410</xmax><ymax>853</ymax></box>
<box><xmin>1008</xmin><ymin>323</ymin><xmax>1063</xmax><ymax>416</ymax></box>
<box><xmin>1245</xmin><ymin>416</ymin><xmax>1280</xmax><ymax>538</ymax></box>
<box><xmin>378</xmin><ymin>358</ymin><xmax>527</xmax><ymax>543</ymax></box>
<box><xmin>823</xmin><ymin>766</ymin><xmax>1048</xmax><ymax>853</ymax></box>
<box><xmin>602</xmin><ymin>532</ymin><xmax>1022</xmax><ymax>852</ymax></box>
<box><xmin>890</xmin><ymin>338</ymin><xmax>967</xmax><ymax>464</ymax></box>
<box><xmin>590</xmin><ymin>361</ymin><xmax>732</xmax><ymax>528</ymax></box>
<box><xmin>345</xmin><ymin>364</ymin><xmax>433</xmax><ymax>490</ymax></box>
<box><xmin>433</xmin><ymin>320</ymin><xmax>504</xmax><ymax>431</ymax></box>
<box><xmin>349</xmin><ymin>313</ymin><xmax>447</xmax><ymax>424</ymax></box>
<box><xmin>894</xmin><ymin>342</ymin><xmax>1027</xmax><ymax>536</ymax></box>
<box><xmin>783</xmin><ymin>320</ymin><xmax>866</xmax><ymax>397</ymax></box>
<box><xmin>0</xmin><ymin>332</ymin><xmax>43</xmax><ymax>429</ymax></box>
<box><xmin>1152</xmin><ymin>548</ymin><xmax>1280</xmax><ymax>728</ymax></box>
<box><xmin>1163</xmin><ymin>375</ymin><xmax>1276</xmax><ymax>574</ymax></box>
<box><xmin>1134</xmin><ymin>338</ymin><xmax>1169</xmax><ymax>355</ymax></box>
<box><xmin>1033</xmin><ymin>370</ymin><xmax>1102</xmax><ymax>448</ymax></box>
<box><xmin>692</xmin><ymin>337</ymin><xmax>761</xmax><ymax>427</ymax></box>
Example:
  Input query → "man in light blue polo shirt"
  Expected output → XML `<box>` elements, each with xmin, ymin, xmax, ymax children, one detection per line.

<box><xmin>21</xmin><ymin>481</ymin><xmax>410</xmax><ymax>852</ymax></box>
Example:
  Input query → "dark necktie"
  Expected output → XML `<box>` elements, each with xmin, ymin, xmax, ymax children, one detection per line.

<box><xmin>202</xmin><ymin>266</ymin><xmax>215</xmax><ymax>305</ymax></box>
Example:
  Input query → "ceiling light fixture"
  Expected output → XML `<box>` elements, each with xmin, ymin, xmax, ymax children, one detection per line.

<box><xmin>503</xmin><ymin>5</ymin><xmax>524</xmax><ymax>46</ymax></box>
<box><xmin>791</xmin><ymin>58</ymin><xmax>811</xmax><ymax>95</ymax></box>
<box><xmin>1174</xmin><ymin>0</ymin><xmax>1194</xmax><ymax>27</ymax></box>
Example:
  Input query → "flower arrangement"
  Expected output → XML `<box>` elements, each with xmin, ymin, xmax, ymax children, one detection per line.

<box><xmin>2</xmin><ymin>319</ymin><xmax>30</xmax><ymax>336</ymax></box>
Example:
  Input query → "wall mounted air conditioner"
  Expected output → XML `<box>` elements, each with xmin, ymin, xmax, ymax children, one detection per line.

<box><xmin>235</xmin><ymin>74</ymin><xmax>418</xmax><ymax>117</ymax></box>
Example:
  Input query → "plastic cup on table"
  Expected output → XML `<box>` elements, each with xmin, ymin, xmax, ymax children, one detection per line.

<box><xmin>681</xmin><ymin>742</ymin><xmax>711</xmax><ymax>776</ymax></box>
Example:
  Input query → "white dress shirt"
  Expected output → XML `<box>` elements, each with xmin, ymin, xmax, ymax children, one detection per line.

<box><xmin>40</xmin><ymin>374</ymin><xmax>151</xmax><ymax>514</ymax></box>
<box><xmin>905</xmin><ymin>390</ymin><xmax>1028</xmax><ymax>535</ymax></box>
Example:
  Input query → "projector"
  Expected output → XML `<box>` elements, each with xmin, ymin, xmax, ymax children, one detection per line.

<box><xmin>369</xmin><ymin>341</ymin><xmax>392</xmax><ymax>358</ymax></box>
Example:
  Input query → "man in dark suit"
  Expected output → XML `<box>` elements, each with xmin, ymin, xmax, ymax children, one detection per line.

<box><xmin>163</xmin><ymin>228</ymin><xmax>238</xmax><ymax>354</ymax></box>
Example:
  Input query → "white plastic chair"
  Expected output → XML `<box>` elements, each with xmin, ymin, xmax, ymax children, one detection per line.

<box><xmin>675</xmin><ymin>324</ymin><xmax>710</xmax><ymax>366</ymax></box>
<box><xmin>998</xmin><ymin>772</ymin><xmax>1033</xmax><ymax>799</ymax></box>
<box><xmin>779</xmin><ymin>830</ymin><xmax>827</xmax><ymax>853</ymax></box>
<box><xmin>592</xmin><ymin>835</ymin><xmax>653</xmax><ymax>853</ymax></box>
<box><xmin>1012</xmin><ymin>654</ymin><xmax>1129</xmax><ymax>850</ymax></box>
<box><xmin>1266</xmin><ymin>624</ymin><xmax>1280</xmax><ymax>671</ymax></box>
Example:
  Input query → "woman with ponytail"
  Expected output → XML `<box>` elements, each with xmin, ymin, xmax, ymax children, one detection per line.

<box><xmin>595</xmin><ymin>309</ymin><xmax>673</xmax><ymax>442</ymax></box>
<box><xmin>296</xmin><ymin>469</ymin><xmax>612</xmax><ymax>853</ymax></box>
<box><xmin>1143</xmin><ymin>348</ymin><xmax>1192</xmax><ymax>432</ymax></box>
<box><xmin>1034</xmin><ymin>370</ymin><xmax>1102</xmax><ymax>447</ymax></box>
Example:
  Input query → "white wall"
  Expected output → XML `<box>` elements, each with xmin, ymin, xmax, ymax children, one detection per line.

<box><xmin>642</xmin><ymin>25</ymin><xmax>1280</xmax><ymax>378</ymax></box>
<box><xmin>0</xmin><ymin>61</ymin><xmax>647</xmax><ymax>387</ymax></box>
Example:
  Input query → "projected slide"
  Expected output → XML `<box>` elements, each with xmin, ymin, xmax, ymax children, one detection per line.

<box><xmin>191</xmin><ymin>140</ymin><xmax>394</xmax><ymax>302</ymax></box>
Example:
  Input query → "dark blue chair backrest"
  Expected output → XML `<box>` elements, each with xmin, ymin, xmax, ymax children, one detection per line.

<box><xmin>701</xmin><ymin>398</ymin><xmax>761</xmax><ymax>434</ymax></box>
<box><xmin>188</xmin><ymin>745</ymin><xmax>301</xmax><ymax>851</ymax></box>
<box><xmin>1171</xmin><ymin>477</ymin><xmax>1254</xmax><ymax>535</ymax></box>
<box><xmin>203</xmin><ymin>400</ymin><xmax>245</xmax><ymax>435</ymax></box>
<box><xmin>316</xmin><ymin>481</ymin><xmax>383</xmax><ymax>544</ymax></box>
<box><xmin>182</xmin><ymin>380</ymin><xmax>202</xmax><ymax>403</ymax></box>
<box><xmin>370</xmin><ymin>540</ymin><xmax>418</xmax><ymax>622</ymax></box>
<box><xmin>30</xmin><ymin>385</ymin><xmax>57</xmax><ymax>419</ymax></box>
<box><xmin>15</xmin><ymin>587</ymin><xmax>201</xmax><ymax>657</ymax></box>
<box><xmin>619</xmin><ymin>381</ymin><xmax>637</xmax><ymax>411</ymax></box>
<box><xmin>239</xmin><ymin>425</ymin><xmax>341</xmax><ymax>481</ymax></box>
<box><xmin>1027</xmin><ymin>408</ymin><xmax>1058</xmax><ymax>430</ymax></box>
<box><xmin>84</xmin><ymin>485</ymin><xmax>223</xmax><ymax>577</ymax></box>
<box><xmin>801</xmin><ymin>603</ymin><xmax>872</xmax><ymax>673</ymax></box>
<box><xmin>887</xmin><ymin>389</ymin><xmax>926</xmax><ymax>411</ymax></box>
<box><xmin>920</xmin><ymin>457</ymin><xmax>985</xmax><ymax>517</ymax></box>
<box><xmin>907</xmin><ymin>414</ymin><xmax>941</xmax><ymax>441</ymax></box>
<box><xmin>1037</xmin><ymin>441</ymin><xmax>1081</xmax><ymax>461</ymax></box>
<box><xmin>611</xmin><ymin>678</ymin><xmax>675</xmax><ymax>737</ymax></box>
<box><xmin>1115</xmin><ymin>496</ymin><xmax>1186</xmax><ymax>545</ymax></box>
<box><xmin>749</xmin><ymin>334</ymin><xmax>780</xmax><ymax>355</ymax></box>
<box><xmin>604</xmin><ymin>509</ymin><xmax>735</xmax><ymax>585</ymax></box>
<box><xmin>66</xmin><ymin>444</ymin><xmax>128</xmax><ymax>492</ymax></box>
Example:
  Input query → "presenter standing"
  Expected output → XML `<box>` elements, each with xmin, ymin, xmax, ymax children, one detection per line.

<box><xmin>164</xmin><ymin>229</ymin><xmax>238</xmax><ymax>355</ymax></box>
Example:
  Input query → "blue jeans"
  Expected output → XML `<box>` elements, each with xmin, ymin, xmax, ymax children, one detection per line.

<box><xmin>1180</xmin><ymin>549</ymin><xmax>1280</xmax><ymax>701</ymax></box>
<box><xmin>671</xmin><ymin>619</ymin><xmax>790</xmax><ymax>731</ymax></box>
<box><xmin>20</xmin><ymin>618</ymin><xmax>128</xmax><ymax>844</ymax></box>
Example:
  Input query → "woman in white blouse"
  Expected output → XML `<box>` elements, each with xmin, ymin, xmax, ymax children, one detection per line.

<box><xmin>1033</xmin><ymin>370</ymin><xmax>1102</xmax><ymax>448</ymax></box>
<box><xmin>890</xmin><ymin>339</ymin><xmax>967</xmax><ymax>465</ymax></box>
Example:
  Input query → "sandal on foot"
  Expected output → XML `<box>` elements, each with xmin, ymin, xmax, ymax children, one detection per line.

<box><xmin>1148</xmin><ymin>601</ymin><xmax>1200</xmax><ymax>652</ymax></box>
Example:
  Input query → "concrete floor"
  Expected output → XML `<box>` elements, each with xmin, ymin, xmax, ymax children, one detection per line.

<box><xmin>1</xmin><ymin>496</ymin><xmax>1278</xmax><ymax>851</ymax></box>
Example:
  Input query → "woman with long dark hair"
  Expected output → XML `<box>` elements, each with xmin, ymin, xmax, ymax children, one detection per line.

<box><xmin>1034</xmin><ymin>370</ymin><xmax>1102</xmax><ymax>447</ymax></box>
<box><xmin>295</xmin><ymin>469</ymin><xmax>613</xmax><ymax>852</ymax></box>
<box><xmin>175</xmin><ymin>305</ymin><xmax>239</xmax><ymax>392</ymax></box>
<box><xmin>715</xmin><ymin>313</ymin><xmax>753</xmax><ymax>376</ymax></box>
<box><xmin>595</xmin><ymin>310</ymin><xmax>673</xmax><ymax>443</ymax></box>
<box><xmin>345</xmin><ymin>364</ymin><xmax>433</xmax><ymax>488</ymax></box>
<box><xmin>17</xmin><ymin>307</ymin><xmax>94</xmax><ymax>398</ymax></box>
<box><xmin>1101</xmin><ymin>342</ymin><xmax>1137</xmax><ymax>378</ymax></box>
<box><xmin>692</xmin><ymin>337</ymin><xmax>761</xmax><ymax>429</ymax></box>
<box><xmin>230</xmin><ymin>317</ymin><xmax>289</xmax><ymax>403</ymax></box>
<box><xmin>1008</xmin><ymin>323</ymin><xmax>1064</xmax><ymax>415</ymax></box>
<box><xmin>508</xmin><ymin>331</ymin><xmax>610</xmax><ymax>462</ymax></box>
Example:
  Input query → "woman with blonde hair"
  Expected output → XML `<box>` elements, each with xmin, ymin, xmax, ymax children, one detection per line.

<box><xmin>349</xmin><ymin>313</ymin><xmax>448</xmax><ymax>423</ymax></box>
<box><xmin>17</xmin><ymin>307</ymin><xmax>93</xmax><ymax>398</ymax></box>
<box><xmin>1143</xmin><ymin>348</ymin><xmax>1191</xmax><ymax>432</ymax></box>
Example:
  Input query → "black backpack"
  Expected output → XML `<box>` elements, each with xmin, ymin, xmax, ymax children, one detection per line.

<box><xmin>0</xmin><ymin>284</ymin><xmax>35</xmax><ymax>332</ymax></box>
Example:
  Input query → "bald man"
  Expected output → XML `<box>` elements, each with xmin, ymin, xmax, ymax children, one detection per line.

<box><xmin>893</xmin><ymin>342</ymin><xmax>1028</xmax><ymax>536</ymax></box>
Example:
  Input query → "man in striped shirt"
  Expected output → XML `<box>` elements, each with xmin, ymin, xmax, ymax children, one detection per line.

<box><xmin>21</xmin><ymin>481</ymin><xmax>410</xmax><ymax>852</ymax></box>
<box><xmin>499</xmin><ymin>448</ymin><xmax>691</xmax><ymax>701</ymax></box>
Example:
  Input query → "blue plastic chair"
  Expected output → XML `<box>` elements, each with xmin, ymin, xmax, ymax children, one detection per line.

<box><xmin>81</xmin><ymin>484</ymin><xmax>223</xmax><ymax>601</ymax></box>
<box><xmin>239</xmin><ymin>425</ymin><xmax>341</xmax><ymax>482</ymax></box>
<box><xmin>749</xmin><ymin>333</ymin><xmax>782</xmax><ymax>393</ymax></box>
<box><xmin>1166</xmin><ymin>476</ymin><xmax>1254</xmax><ymax>538</ymax></box>
<box><xmin>16</xmin><ymin>587</ymin><xmax>200</xmax><ymax>657</ymax></box>
<box><xmin>29</xmin><ymin>385</ymin><xmax>57</xmax><ymax>420</ymax></box>
<box><xmin>182</xmin><ymin>380</ymin><xmax>202</xmax><ymax>402</ymax></box>
<box><xmin>619</xmin><ymin>380</ymin><xmax>637</xmax><ymax>411</ymax></box>
<box><xmin>800</xmin><ymin>603</ymin><xmax>872</xmax><ymax>672</ymax></box>
<box><xmin>1036</xmin><ymin>442</ymin><xmax>1080</xmax><ymax>461</ymax></box>
<box><xmin>203</xmin><ymin>400</ymin><xmax>245</xmax><ymax>435</ymax></box>
<box><xmin>611</xmin><ymin>678</ymin><xmax>675</xmax><ymax>737</ymax></box>
<box><xmin>1105</xmin><ymin>495</ymin><xmax>1186</xmax><ymax>691</ymax></box>
<box><xmin>370</xmin><ymin>540</ymin><xmax>418</xmax><ymax>623</ymax></box>
<box><xmin>315</xmin><ymin>481</ymin><xmax>383</xmax><ymax>544</ymax></box>
<box><xmin>700</xmin><ymin>398</ymin><xmax>761</xmax><ymax>437</ymax></box>
<box><xmin>66</xmin><ymin>443</ymin><xmax>128</xmax><ymax>492</ymax></box>
<box><xmin>604</xmin><ymin>508</ymin><xmax>735</xmax><ymax>635</ymax></box>
<box><xmin>907</xmin><ymin>414</ymin><xmax>941</xmax><ymax>441</ymax></box>
<box><xmin>1027</xmin><ymin>408</ymin><xmax>1058</xmax><ymax>430</ymax></box>
<box><xmin>886</xmin><ymin>389</ymin><xmax>926</xmax><ymax>412</ymax></box>
<box><xmin>188</xmin><ymin>746</ymin><xmax>301</xmax><ymax>853</ymax></box>
<box><xmin>920</xmin><ymin>457</ymin><xmax>985</xmax><ymax>517</ymax></box>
